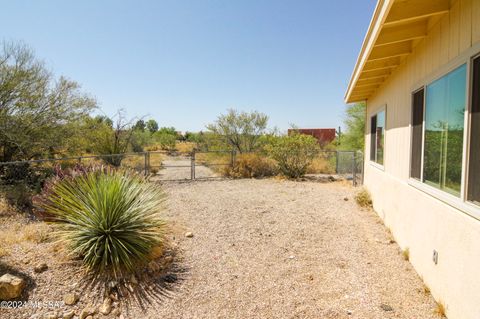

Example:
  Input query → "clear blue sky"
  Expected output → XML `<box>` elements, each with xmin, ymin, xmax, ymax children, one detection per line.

<box><xmin>0</xmin><ymin>0</ymin><xmax>375</xmax><ymax>132</ymax></box>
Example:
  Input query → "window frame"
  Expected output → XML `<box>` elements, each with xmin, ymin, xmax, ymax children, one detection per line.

<box><xmin>369</xmin><ymin>106</ymin><xmax>386</xmax><ymax>170</ymax></box>
<box><xmin>407</xmin><ymin>44</ymin><xmax>480</xmax><ymax>221</ymax></box>
<box><xmin>409</xmin><ymin>87</ymin><xmax>425</xmax><ymax>180</ymax></box>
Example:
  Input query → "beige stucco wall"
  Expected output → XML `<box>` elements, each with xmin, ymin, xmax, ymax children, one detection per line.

<box><xmin>364</xmin><ymin>1</ymin><xmax>480</xmax><ymax>318</ymax></box>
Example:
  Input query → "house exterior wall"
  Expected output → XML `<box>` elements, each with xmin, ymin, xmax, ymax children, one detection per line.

<box><xmin>364</xmin><ymin>1</ymin><xmax>480</xmax><ymax>318</ymax></box>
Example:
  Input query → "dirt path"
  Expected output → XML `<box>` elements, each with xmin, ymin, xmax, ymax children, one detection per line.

<box><xmin>142</xmin><ymin>179</ymin><xmax>439</xmax><ymax>319</ymax></box>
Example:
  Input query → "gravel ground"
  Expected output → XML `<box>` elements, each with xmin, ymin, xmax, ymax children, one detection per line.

<box><xmin>0</xmin><ymin>178</ymin><xmax>440</xmax><ymax>319</ymax></box>
<box><xmin>142</xmin><ymin>179</ymin><xmax>439</xmax><ymax>319</ymax></box>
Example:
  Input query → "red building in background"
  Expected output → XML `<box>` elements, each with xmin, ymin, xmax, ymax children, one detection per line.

<box><xmin>287</xmin><ymin>128</ymin><xmax>336</xmax><ymax>146</ymax></box>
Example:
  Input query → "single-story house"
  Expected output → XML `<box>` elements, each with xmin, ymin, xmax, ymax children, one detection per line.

<box><xmin>287</xmin><ymin>128</ymin><xmax>336</xmax><ymax>146</ymax></box>
<box><xmin>345</xmin><ymin>0</ymin><xmax>480</xmax><ymax>318</ymax></box>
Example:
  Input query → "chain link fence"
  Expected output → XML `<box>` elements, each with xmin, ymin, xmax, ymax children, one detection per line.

<box><xmin>0</xmin><ymin>150</ymin><xmax>364</xmax><ymax>189</ymax></box>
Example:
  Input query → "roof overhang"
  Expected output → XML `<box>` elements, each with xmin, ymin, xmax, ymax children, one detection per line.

<box><xmin>344</xmin><ymin>0</ymin><xmax>451</xmax><ymax>103</ymax></box>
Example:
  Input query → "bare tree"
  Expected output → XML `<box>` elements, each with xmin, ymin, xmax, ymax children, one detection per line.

<box><xmin>206</xmin><ymin>109</ymin><xmax>268</xmax><ymax>153</ymax></box>
<box><xmin>90</xmin><ymin>110</ymin><xmax>136</xmax><ymax>166</ymax></box>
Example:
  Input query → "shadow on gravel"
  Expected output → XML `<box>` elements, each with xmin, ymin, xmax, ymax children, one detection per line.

<box><xmin>77</xmin><ymin>244</ymin><xmax>188</xmax><ymax>314</ymax></box>
<box><xmin>0</xmin><ymin>260</ymin><xmax>37</xmax><ymax>301</ymax></box>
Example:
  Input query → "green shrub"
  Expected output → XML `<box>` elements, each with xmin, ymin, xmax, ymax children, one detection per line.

<box><xmin>355</xmin><ymin>187</ymin><xmax>373</xmax><ymax>208</ymax></box>
<box><xmin>225</xmin><ymin>153</ymin><xmax>277</xmax><ymax>178</ymax></box>
<box><xmin>41</xmin><ymin>169</ymin><xmax>165</xmax><ymax>279</ymax></box>
<box><xmin>266</xmin><ymin>134</ymin><xmax>319</xmax><ymax>178</ymax></box>
<box><xmin>155</xmin><ymin>132</ymin><xmax>177</xmax><ymax>151</ymax></box>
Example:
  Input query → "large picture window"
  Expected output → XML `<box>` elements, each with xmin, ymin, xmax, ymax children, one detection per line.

<box><xmin>370</xmin><ymin>109</ymin><xmax>385</xmax><ymax>165</ymax></box>
<box><xmin>408</xmin><ymin>52</ymin><xmax>480</xmax><ymax>216</ymax></box>
<box><xmin>423</xmin><ymin>64</ymin><xmax>466</xmax><ymax>196</ymax></box>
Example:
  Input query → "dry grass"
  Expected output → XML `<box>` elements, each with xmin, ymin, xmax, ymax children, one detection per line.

<box><xmin>402</xmin><ymin>248</ymin><xmax>410</xmax><ymax>261</ymax></box>
<box><xmin>224</xmin><ymin>153</ymin><xmax>277</xmax><ymax>178</ymax></box>
<box><xmin>0</xmin><ymin>197</ymin><xmax>51</xmax><ymax>256</ymax></box>
<box><xmin>306</xmin><ymin>156</ymin><xmax>335</xmax><ymax>174</ymax></box>
<box><xmin>176</xmin><ymin>142</ymin><xmax>196</xmax><ymax>153</ymax></box>
<box><xmin>423</xmin><ymin>284</ymin><xmax>431</xmax><ymax>295</ymax></box>
<box><xmin>195</xmin><ymin>152</ymin><xmax>231</xmax><ymax>167</ymax></box>
<box><xmin>434</xmin><ymin>300</ymin><xmax>446</xmax><ymax>317</ymax></box>
<box><xmin>354</xmin><ymin>187</ymin><xmax>373</xmax><ymax>208</ymax></box>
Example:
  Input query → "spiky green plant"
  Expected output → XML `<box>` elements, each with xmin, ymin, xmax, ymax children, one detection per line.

<box><xmin>42</xmin><ymin>169</ymin><xmax>165</xmax><ymax>279</ymax></box>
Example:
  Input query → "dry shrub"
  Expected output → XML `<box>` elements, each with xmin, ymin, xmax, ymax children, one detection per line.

<box><xmin>176</xmin><ymin>142</ymin><xmax>196</xmax><ymax>153</ymax></box>
<box><xmin>225</xmin><ymin>153</ymin><xmax>277</xmax><ymax>178</ymax></box>
<box><xmin>434</xmin><ymin>300</ymin><xmax>446</xmax><ymax>317</ymax></box>
<box><xmin>0</xmin><ymin>196</ymin><xmax>10</xmax><ymax>215</ymax></box>
<box><xmin>306</xmin><ymin>157</ymin><xmax>335</xmax><ymax>174</ymax></box>
<box><xmin>1</xmin><ymin>183</ymin><xmax>32</xmax><ymax>209</ymax></box>
<box><xmin>402</xmin><ymin>247</ymin><xmax>410</xmax><ymax>261</ymax></box>
<box><xmin>145</xmin><ymin>144</ymin><xmax>161</xmax><ymax>151</ymax></box>
<box><xmin>0</xmin><ymin>245</ymin><xmax>9</xmax><ymax>257</ymax></box>
<box><xmin>22</xmin><ymin>223</ymin><xmax>50</xmax><ymax>243</ymax></box>
<box><xmin>0</xmin><ymin>221</ymin><xmax>51</xmax><ymax>256</ymax></box>
<box><xmin>354</xmin><ymin>187</ymin><xmax>372</xmax><ymax>208</ymax></box>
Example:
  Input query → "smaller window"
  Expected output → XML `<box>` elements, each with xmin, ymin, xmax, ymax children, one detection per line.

<box><xmin>370</xmin><ymin>109</ymin><xmax>385</xmax><ymax>165</ymax></box>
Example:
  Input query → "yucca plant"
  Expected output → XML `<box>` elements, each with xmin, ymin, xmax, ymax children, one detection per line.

<box><xmin>42</xmin><ymin>169</ymin><xmax>165</xmax><ymax>279</ymax></box>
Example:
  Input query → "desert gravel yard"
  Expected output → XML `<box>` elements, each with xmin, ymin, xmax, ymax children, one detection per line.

<box><xmin>144</xmin><ymin>178</ymin><xmax>440</xmax><ymax>319</ymax></box>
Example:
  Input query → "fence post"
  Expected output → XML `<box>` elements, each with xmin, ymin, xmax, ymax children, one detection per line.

<box><xmin>352</xmin><ymin>151</ymin><xmax>357</xmax><ymax>187</ymax></box>
<box><xmin>144</xmin><ymin>152</ymin><xmax>148</xmax><ymax>176</ymax></box>
<box><xmin>147</xmin><ymin>152</ymin><xmax>151</xmax><ymax>175</ymax></box>
<box><xmin>191</xmin><ymin>150</ymin><xmax>196</xmax><ymax>180</ymax></box>
<box><xmin>335</xmin><ymin>151</ymin><xmax>339</xmax><ymax>174</ymax></box>
<box><xmin>231</xmin><ymin>149</ymin><xmax>235</xmax><ymax>168</ymax></box>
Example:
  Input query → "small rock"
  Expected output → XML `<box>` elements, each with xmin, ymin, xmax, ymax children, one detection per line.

<box><xmin>346</xmin><ymin>309</ymin><xmax>353</xmax><ymax>315</ymax></box>
<box><xmin>130</xmin><ymin>274</ymin><xmax>138</xmax><ymax>285</ymax></box>
<box><xmin>343</xmin><ymin>197</ymin><xmax>349</xmax><ymax>201</ymax></box>
<box><xmin>109</xmin><ymin>293</ymin><xmax>118</xmax><ymax>301</ymax></box>
<box><xmin>34</xmin><ymin>263</ymin><xmax>48</xmax><ymax>273</ymax></box>
<box><xmin>108</xmin><ymin>280</ymin><xmax>118</xmax><ymax>289</ymax></box>
<box><xmin>80</xmin><ymin>306</ymin><xmax>96</xmax><ymax>319</ymax></box>
<box><xmin>148</xmin><ymin>261</ymin><xmax>160</xmax><ymax>272</ymax></box>
<box><xmin>63</xmin><ymin>310</ymin><xmax>75</xmax><ymax>319</ymax></box>
<box><xmin>288</xmin><ymin>255</ymin><xmax>295</xmax><ymax>259</ymax></box>
<box><xmin>380</xmin><ymin>303</ymin><xmax>394</xmax><ymax>312</ymax></box>
<box><xmin>43</xmin><ymin>312</ymin><xmax>58</xmax><ymax>319</ymax></box>
<box><xmin>63</xmin><ymin>293</ymin><xmax>79</xmax><ymax>305</ymax></box>
<box><xmin>160</xmin><ymin>255</ymin><xmax>174</xmax><ymax>268</ymax></box>
<box><xmin>185</xmin><ymin>232</ymin><xmax>194</xmax><ymax>238</ymax></box>
<box><xmin>111</xmin><ymin>308</ymin><xmax>121</xmax><ymax>317</ymax></box>
<box><xmin>0</xmin><ymin>273</ymin><xmax>25</xmax><ymax>300</ymax></box>
<box><xmin>99</xmin><ymin>297</ymin><xmax>112</xmax><ymax>315</ymax></box>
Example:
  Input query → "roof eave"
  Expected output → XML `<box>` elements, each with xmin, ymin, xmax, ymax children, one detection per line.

<box><xmin>344</xmin><ymin>0</ymin><xmax>395</xmax><ymax>104</ymax></box>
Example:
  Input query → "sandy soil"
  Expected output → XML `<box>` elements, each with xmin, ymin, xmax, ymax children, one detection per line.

<box><xmin>0</xmin><ymin>178</ymin><xmax>440</xmax><ymax>319</ymax></box>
